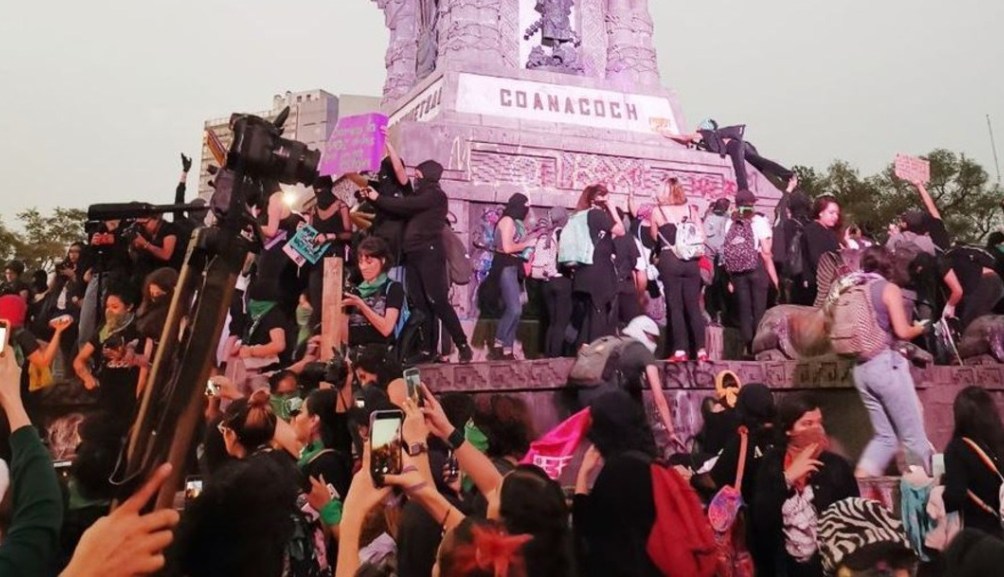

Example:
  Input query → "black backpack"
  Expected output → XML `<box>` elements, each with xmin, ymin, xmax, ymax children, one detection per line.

<box><xmin>284</xmin><ymin>504</ymin><xmax>328</xmax><ymax>577</ymax></box>
<box><xmin>786</xmin><ymin>220</ymin><xmax>806</xmax><ymax>278</ymax></box>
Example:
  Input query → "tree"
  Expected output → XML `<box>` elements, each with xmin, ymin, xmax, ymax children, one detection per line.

<box><xmin>5</xmin><ymin>208</ymin><xmax>88</xmax><ymax>273</ymax></box>
<box><xmin>792</xmin><ymin>149</ymin><xmax>1003</xmax><ymax>244</ymax></box>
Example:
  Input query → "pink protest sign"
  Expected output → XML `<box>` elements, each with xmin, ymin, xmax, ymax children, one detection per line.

<box><xmin>895</xmin><ymin>154</ymin><xmax>930</xmax><ymax>185</ymax></box>
<box><xmin>319</xmin><ymin>114</ymin><xmax>388</xmax><ymax>177</ymax></box>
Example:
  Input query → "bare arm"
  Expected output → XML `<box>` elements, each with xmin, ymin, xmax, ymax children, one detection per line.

<box><xmin>29</xmin><ymin>326</ymin><xmax>68</xmax><ymax>368</ymax></box>
<box><xmin>498</xmin><ymin>217</ymin><xmax>534</xmax><ymax>254</ymax></box>
<box><xmin>882</xmin><ymin>282</ymin><xmax>925</xmax><ymax>341</ymax></box>
<box><xmin>384</xmin><ymin>138</ymin><xmax>409</xmax><ymax>187</ymax></box>
<box><xmin>913</xmin><ymin>181</ymin><xmax>941</xmax><ymax>220</ymax></box>
<box><xmin>760</xmin><ymin>235</ymin><xmax>779</xmax><ymax>288</ymax></box>
<box><xmin>943</xmin><ymin>269</ymin><xmax>963</xmax><ymax>312</ymax></box>
<box><xmin>606</xmin><ymin>203</ymin><xmax>626</xmax><ymax>237</ymax></box>
<box><xmin>74</xmin><ymin>343</ymin><xmax>98</xmax><ymax>390</ymax></box>
<box><xmin>338</xmin><ymin>204</ymin><xmax>353</xmax><ymax>240</ymax></box>
<box><xmin>262</xmin><ymin>194</ymin><xmax>285</xmax><ymax>240</ymax></box>
<box><xmin>242</xmin><ymin>328</ymin><xmax>286</xmax><ymax>359</ymax></box>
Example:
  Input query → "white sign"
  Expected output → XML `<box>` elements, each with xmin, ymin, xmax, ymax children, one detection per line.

<box><xmin>455</xmin><ymin>73</ymin><xmax>678</xmax><ymax>135</ymax></box>
<box><xmin>389</xmin><ymin>77</ymin><xmax>444</xmax><ymax>126</ymax></box>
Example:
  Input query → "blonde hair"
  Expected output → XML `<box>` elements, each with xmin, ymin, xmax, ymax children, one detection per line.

<box><xmin>660</xmin><ymin>178</ymin><xmax>686</xmax><ymax>206</ymax></box>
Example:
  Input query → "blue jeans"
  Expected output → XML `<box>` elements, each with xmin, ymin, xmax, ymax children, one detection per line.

<box><xmin>853</xmin><ymin>349</ymin><xmax>933</xmax><ymax>475</ymax></box>
<box><xmin>495</xmin><ymin>266</ymin><xmax>522</xmax><ymax>348</ymax></box>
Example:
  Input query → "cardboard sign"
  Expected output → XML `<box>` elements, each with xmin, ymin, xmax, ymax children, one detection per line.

<box><xmin>282</xmin><ymin>224</ymin><xmax>330</xmax><ymax>267</ymax></box>
<box><xmin>895</xmin><ymin>154</ymin><xmax>930</xmax><ymax>185</ymax></box>
<box><xmin>319</xmin><ymin>113</ymin><xmax>388</xmax><ymax>177</ymax></box>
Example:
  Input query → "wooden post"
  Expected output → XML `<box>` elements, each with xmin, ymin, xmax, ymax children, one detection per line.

<box><xmin>320</xmin><ymin>257</ymin><xmax>344</xmax><ymax>361</ymax></box>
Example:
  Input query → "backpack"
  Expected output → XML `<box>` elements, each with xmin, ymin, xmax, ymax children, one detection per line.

<box><xmin>655</xmin><ymin>208</ymin><xmax>704</xmax><ymax>261</ymax></box>
<box><xmin>567</xmin><ymin>335</ymin><xmax>634</xmax><ymax>387</ymax></box>
<box><xmin>707</xmin><ymin>428</ymin><xmax>755</xmax><ymax>577</ymax></box>
<box><xmin>826</xmin><ymin>273</ymin><xmax>888</xmax><ymax>359</ymax></box>
<box><xmin>786</xmin><ymin>220</ymin><xmax>806</xmax><ymax>278</ymax></box>
<box><xmin>722</xmin><ymin>218</ymin><xmax>759</xmax><ymax>274</ymax></box>
<box><xmin>442</xmin><ymin>227</ymin><xmax>472</xmax><ymax>285</ymax></box>
<box><xmin>557</xmin><ymin>211</ymin><xmax>595</xmax><ymax>267</ymax></box>
<box><xmin>284</xmin><ymin>506</ymin><xmax>329</xmax><ymax>577</ymax></box>
<box><xmin>644</xmin><ymin>459</ymin><xmax>719</xmax><ymax>577</ymax></box>
<box><xmin>529</xmin><ymin>228</ymin><xmax>561</xmax><ymax>280</ymax></box>
<box><xmin>703</xmin><ymin>213</ymin><xmax>729</xmax><ymax>257</ymax></box>
<box><xmin>960</xmin><ymin>437</ymin><xmax>1004</xmax><ymax>528</ymax></box>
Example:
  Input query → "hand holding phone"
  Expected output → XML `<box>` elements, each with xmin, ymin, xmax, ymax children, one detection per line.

<box><xmin>369</xmin><ymin>410</ymin><xmax>404</xmax><ymax>487</ymax></box>
<box><xmin>403</xmin><ymin>368</ymin><xmax>423</xmax><ymax>407</ymax></box>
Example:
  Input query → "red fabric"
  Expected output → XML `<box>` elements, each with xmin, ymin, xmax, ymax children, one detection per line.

<box><xmin>646</xmin><ymin>464</ymin><xmax>719</xmax><ymax>577</ymax></box>
<box><xmin>520</xmin><ymin>408</ymin><xmax>591</xmax><ymax>480</ymax></box>
<box><xmin>0</xmin><ymin>295</ymin><xmax>27</xmax><ymax>329</ymax></box>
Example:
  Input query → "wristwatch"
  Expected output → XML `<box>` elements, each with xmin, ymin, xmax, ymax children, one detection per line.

<box><xmin>406</xmin><ymin>442</ymin><xmax>428</xmax><ymax>457</ymax></box>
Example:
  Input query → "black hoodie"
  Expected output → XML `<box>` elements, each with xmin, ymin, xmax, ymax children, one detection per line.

<box><xmin>372</xmin><ymin>160</ymin><xmax>449</xmax><ymax>254</ymax></box>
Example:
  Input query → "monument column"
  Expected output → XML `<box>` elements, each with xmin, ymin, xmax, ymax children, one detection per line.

<box><xmin>436</xmin><ymin>0</ymin><xmax>519</xmax><ymax>70</ymax></box>
<box><xmin>375</xmin><ymin>0</ymin><xmax>420</xmax><ymax>105</ymax></box>
<box><xmin>604</xmin><ymin>0</ymin><xmax>660</xmax><ymax>88</ymax></box>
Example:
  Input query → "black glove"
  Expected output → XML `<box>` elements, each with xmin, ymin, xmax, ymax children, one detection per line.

<box><xmin>181</xmin><ymin>153</ymin><xmax>193</xmax><ymax>173</ymax></box>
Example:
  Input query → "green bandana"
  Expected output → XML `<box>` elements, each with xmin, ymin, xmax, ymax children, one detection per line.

<box><xmin>248</xmin><ymin>300</ymin><xmax>277</xmax><ymax>321</ymax></box>
<box><xmin>271</xmin><ymin>393</ymin><xmax>301</xmax><ymax>422</ymax></box>
<box><xmin>99</xmin><ymin>312</ymin><xmax>134</xmax><ymax>342</ymax></box>
<box><xmin>461</xmin><ymin>420</ymin><xmax>490</xmax><ymax>494</ymax></box>
<box><xmin>356</xmin><ymin>273</ymin><xmax>388</xmax><ymax>299</ymax></box>
<box><xmin>295</xmin><ymin>305</ymin><xmax>312</xmax><ymax>348</ymax></box>
<box><xmin>298</xmin><ymin>440</ymin><xmax>326</xmax><ymax>469</ymax></box>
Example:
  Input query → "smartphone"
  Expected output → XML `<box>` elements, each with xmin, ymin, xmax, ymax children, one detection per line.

<box><xmin>0</xmin><ymin>319</ymin><xmax>8</xmax><ymax>356</ymax></box>
<box><xmin>53</xmin><ymin>459</ymin><xmax>72</xmax><ymax>482</ymax></box>
<box><xmin>369</xmin><ymin>409</ymin><xmax>404</xmax><ymax>487</ymax></box>
<box><xmin>445</xmin><ymin>450</ymin><xmax>460</xmax><ymax>480</ymax></box>
<box><xmin>403</xmin><ymin>367</ymin><xmax>423</xmax><ymax>407</ymax></box>
<box><xmin>184</xmin><ymin>475</ymin><xmax>204</xmax><ymax>504</ymax></box>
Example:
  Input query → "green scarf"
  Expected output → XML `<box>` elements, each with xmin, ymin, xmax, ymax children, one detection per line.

<box><xmin>98</xmin><ymin>312</ymin><xmax>134</xmax><ymax>342</ymax></box>
<box><xmin>245</xmin><ymin>300</ymin><xmax>277</xmax><ymax>340</ymax></box>
<box><xmin>298</xmin><ymin>439</ymin><xmax>326</xmax><ymax>469</ymax></box>
<box><xmin>295</xmin><ymin>305</ymin><xmax>312</xmax><ymax>348</ymax></box>
<box><xmin>461</xmin><ymin>420</ymin><xmax>490</xmax><ymax>494</ymax></box>
<box><xmin>356</xmin><ymin>273</ymin><xmax>388</xmax><ymax>299</ymax></box>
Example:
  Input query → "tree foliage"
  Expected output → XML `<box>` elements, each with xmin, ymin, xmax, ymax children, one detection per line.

<box><xmin>792</xmin><ymin>149</ymin><xmax>1003</xmax><ymax>245</ymax></box>
<box><xmin>0</xmin><ymin>208</ymin><xmax>87</xmax><ymax>273</ymax></box>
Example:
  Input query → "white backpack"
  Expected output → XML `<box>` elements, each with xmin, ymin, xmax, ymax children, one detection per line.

<box><xmin>530</xmin><ymin>228</ymin><xmax>561</xmax><ymax>280</ymax></box>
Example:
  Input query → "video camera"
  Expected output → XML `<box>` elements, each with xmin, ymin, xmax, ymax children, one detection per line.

<box><xmin>299</xmin><ymin>349</ymin><xmax>350</xmax><ymax>391</ymax></box>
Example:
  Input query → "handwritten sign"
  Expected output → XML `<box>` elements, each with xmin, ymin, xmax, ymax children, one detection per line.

<box><xmin>282</xmin><ymin>224</ymin><xmax>330</xmax><ymax>267</ymax></box>
<box><xmin>319</xmin><ymin>113</ymin><xmax>388</xmax><ymax>177</ymax></box>
<box><xmin>895</xmin><ymin>154</ymin><xmax>930</xmax><ymax>185</ymax></box>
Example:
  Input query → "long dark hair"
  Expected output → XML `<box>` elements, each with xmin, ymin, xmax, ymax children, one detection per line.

<box><xmin>304</xmin><ymin>388</ymin><xmax>340</xmax><ymax>449</ymax></box>
<box><xmin>498</xmin><ymin>465</ymin><xmax>577</xmax><ymax>577</ymax></box>
<box><xmin>575</xmin><ymin>184</ymin><xmax>608</xmax><ymax>211</ymax></box>
<box><xmin>952</xmin><ymin>386</ymin><xmax>1004</xmax><ymax>459</ymax></box>
<box><xmin>586</xmin><ymin>390</ymin><xmax>657</xmax><ymax>458</ymax></box>
<box><xmin>860</xmin><ymin>245</ymin><xmax>894</xmax><ymax>281</ymax></box>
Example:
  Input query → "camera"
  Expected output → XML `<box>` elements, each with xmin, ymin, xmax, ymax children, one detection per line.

<box><xmin>300</xmin><ymin>349</ymin><xmax>350</xmax><ymax>390</ymax></box>
<box><xmin>227</xmin><ymin>108</ymin><xmax>320</xmax><ymax>185</ymax></box>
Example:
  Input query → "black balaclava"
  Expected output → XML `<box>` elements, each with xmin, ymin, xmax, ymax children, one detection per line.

<box><xmin>415</xmin><ymin>160</ymin><xmax>444</xmax><ymax>189</ymax></box>
<box><xmin>502</xmin><ymin>193</ymin><xmax>530</xmax><ymax>221</ymax></box>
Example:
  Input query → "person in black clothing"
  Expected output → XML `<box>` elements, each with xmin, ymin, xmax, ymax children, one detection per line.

<box><xmin>541</xmin><ymin>206</ymin><xmax>573</xmax><ymax>358</ymax></box>
<box><xmin>308</xmin><ymin>175</ymin><xmax>353</xmax><ymax>328</ymax></box>
<box><xmin>572</xmin><ymin>184</ymin><xmax>626</xmax><ymax>345</ymax></box>
<box><xmin>72</xmin><ymin>286</ymin><xmax>150</xmax><ymax>428</ymax></box>
<box><xmin>250</xmin><ymin>185</ymin><xmax>307</xmax><ymax>316</ymax></box>
<box><xmin>351</xmin><ymin>128</ymin><xmax>414</xmax><ymax>273</ymax></box>
<box><xmin>135</xmin><ymin>267</ymin><xmax>178</xmax><ymax>345</ymax></box>
<box><xmin>363</xmin><ymin>159</ymin><xmax>473</xmax><ymax>363</ymax></box>
<box><xmin>792</xmin><ymin>195</ymin><xmax>842</xmax><ymax>306</ymax></box>
<box><xmin>752</xmin><ymin>395</ymin><xmax>859</xmax><ymax>577</ymax></box>
<box><xmin>662</xmin><ymin>119</ymin><xmax>794</xmax><ymax>192</ymax></box>
<box><xmin>574</xmin><ymin>389</ymin><xmax>661</xmax><ymax>577</ymax></box>
<box><xmin>344</xmin><ymin>236</ymin><xmax>405</xmax><ymax>356</ymax></box>
<box><xmin>0</xmin><ymin>261</ymin><xmax>29</xmax><ymax>303</ymax></box>
<box><xmin>229</xmin><ymin>299</ymin><xmax>289</xmax><ymax>371</ymax></box>
<box><xmin>944</xmin><ymin>386</ymin><xmax>1004</xmax><ymax>539</ymax></box>
<box><xmin>613</xmin><ymin>210</ymin><xmax>644</xmax><ymax>326</ymax></box>
<box><xmin>944</xmin><ymin>245</ymin><xmax>1004</xmax><ymax>329</ymax></box>
<box><xmin>693</xmin><ymin>371</ymin><xmax>742</xmax><ymax>464</ymax></box>
<box><xmin>129</xmin><ymin>213</ymin><xmax>182</xmax><ymax>286</ymax></box>
<box><xmin>174</xmin><ymin>390</ymin><xmax>301</xmax><ymax>577</ymax></box>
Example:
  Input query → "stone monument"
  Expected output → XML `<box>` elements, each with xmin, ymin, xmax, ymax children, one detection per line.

<box><xmin>371</xmin><ymin>0</ymin><xmax>783</xmax><ymax>354</ymax></box>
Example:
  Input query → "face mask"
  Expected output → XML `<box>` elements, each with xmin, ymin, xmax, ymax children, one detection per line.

<box><xmin>105</xmin><ymin>311</ymin><xmax>127</xmax><ymax>331</ymax></box>
<box><xmin>295</xmin><ymin>305</ymin><xmax>311</xmax><ymax>327</ymax></box>
<box><xmin>315</xmin><ymin>191</ymin><xmax>336</xmax><ymax>210</ymax></box>
<box><xmin>788</xmin><ymin>425</ymin><xmax>828</xmax><ymax>453</ymax></box>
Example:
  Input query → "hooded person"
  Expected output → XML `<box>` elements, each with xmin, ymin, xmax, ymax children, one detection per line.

<box><xmin>306</xmin><ymin>175</ymin><xmax>352</xmax><ymax>328</ymax></box>
<box><xmin>485</xmin><ymin>193</ymin><xmax>534</xmax><ymax>360</ymax></box>
<box><xmin>363</xmin><ymin>160</ymin><xmax>473</xmax><ymax>363</ymax></box>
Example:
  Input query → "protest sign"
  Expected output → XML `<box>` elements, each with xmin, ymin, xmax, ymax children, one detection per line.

<box><xmin>283</xmin><ymin>224</ymin><xmax>330</xmax><ymax>267</ymax></box>
<box><xmin>895</xmin><ymin>154</ymin><xmax>930</xmax><ymax>185</ymax></box>
<box><xmin>319</xmin><ymin>113</ymin><xmax>388</xmax><ymax>177</ymax></box>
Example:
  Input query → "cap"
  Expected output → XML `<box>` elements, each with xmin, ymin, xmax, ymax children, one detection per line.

<box><xmin>735</xmin><ymin>189</ymin><xmax>756</xmax><ymax>207</ymax></box>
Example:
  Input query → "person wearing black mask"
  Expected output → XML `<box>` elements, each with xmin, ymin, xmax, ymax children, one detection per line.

<box><xmin>307</xmin><ymin>176</ymin><xmax>353</xmax><ymax>329</ymax></box>
<box><xmin>351</xmin><ymin>128</ymin><xmax>413</xmax><ymax>275</ymax></box>
<box><xmin>363</xmin><ymin>160</ymin><xmax>473</xmax><ymax>363</ymax></box>
<box><xmin>485</xmin><ymin>193</ymin><xmax>535</xmax><ymax>360</ymax></box>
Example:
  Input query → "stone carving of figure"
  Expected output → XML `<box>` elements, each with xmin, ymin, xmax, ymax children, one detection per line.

<box><xmin>416</xmin><ymin>0</ymin><xmax>440</xmax><ymax>80</ymax></box>
<box><xmin>524</xmin><ymin>0</ymin><xmax>583</xmax><ymax>74</ymax></box>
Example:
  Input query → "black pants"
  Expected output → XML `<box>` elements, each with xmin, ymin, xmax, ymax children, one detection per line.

<box><xmin>725</xmin><ymin>139</ymin><xmax>794</xmax><ymax>191</ymax></box>
<box><xmin>543</xmin><ymin>276</ymin><xmax>573</xmax><ymax>357</ymax></box>
<box><xmin>576</xmin><ymin>291</ymin><xmax>616</xmax><ymax>347</ymax></box>
<box><xmin>732</xmin><ymin>265</ymin><xmax>769</xmax><ymax>349</ymax></box>
<box><xmin>705</xmin><ymin>256</ymin><xmax>730</xmax><ymax>324</ymax></box>
<box><xmin>616</xmin><ymin>278</ymin><xmax>644</xmax><ymax>326</ymax></box>
<box><xmin>658</xmin><ymin>253</ymin><xmax>705</xmax><ymax>354</ymax></box>
<box><xmin>960</xmin><ymin>273</ymin><xmax>1004</xmax><ymax>330</ymax></box>
<box><xmin>405</xmin><ymin>243</ymin><xmax>468</xmax><ymax>354</ymax></box>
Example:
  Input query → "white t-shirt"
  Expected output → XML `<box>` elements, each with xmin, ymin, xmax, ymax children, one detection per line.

<box><xmin>724</xmin><ymin>214</ymin><xmax>772</xmax><ymax>251</ymax></box>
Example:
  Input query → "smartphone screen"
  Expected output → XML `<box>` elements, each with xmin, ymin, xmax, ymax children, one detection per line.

<box><xmin>0</xmin><ymin>319</ymin><xmax>9</xmax><ymax>353</ymax></box>
<box><xmin>184</xmin><ymin>476</ymin><xmax>204</xmax><ymax>503</ymax></box>
<box><xmin>403</xmin><ymin>368</ymin><xmax>423</xmax><ymax>406</ymax></box>
<box><xmin>369</xmin><ymin>410</ymin><xmax>403</xmax><ymax>486</ymax></box>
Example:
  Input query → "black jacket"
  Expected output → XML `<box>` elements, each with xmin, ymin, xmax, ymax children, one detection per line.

<box><xmin>752</xmin><ymin>448</ymin><xmax>859</xmax><ymax>577</ymax></box>
<box><xmin>944</xmin><ymin>436</ymin><xmax>1004</xmax><ymax>538</ymax></box>
<box><xmin>373</xmin><ymin>184</ymin><xmax>447</xmax><ymax>255</ymax></box>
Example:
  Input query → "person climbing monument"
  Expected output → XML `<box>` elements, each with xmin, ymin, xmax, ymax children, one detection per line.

<box><xmin>661</xmin><ymin>119</ymin><xmax>795</xmax><ymax>191</ymax></box>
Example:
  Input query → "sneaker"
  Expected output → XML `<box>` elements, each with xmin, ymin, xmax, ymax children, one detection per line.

<box><xmin>458</xmin><ymin>344</ymin><xmax>474</xmax><ymax>364</ymax></box>
<box><xmin>667</xmin><ymin>351</ymin><xmax>688</xmax><ymax>363</ymax></box>
<box><xmin>696</xmin><ymin>349</ymin><xmax>709</xmax><ymax>362</ymax></box>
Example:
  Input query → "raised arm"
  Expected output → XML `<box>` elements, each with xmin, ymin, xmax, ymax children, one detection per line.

<box><xmin>367</xmin><ymin>187</ymin><xmax>442</xmax><ymax>216</ymax></box>
<box><xmin>381</xmin><ymin>126</ymin><xmax>409</xmax><ymax>187</ymax></box>
<box><xmin>913</xmin><ymin>181</ymin><xmax>942</xmax><ymax>220</ymax></box>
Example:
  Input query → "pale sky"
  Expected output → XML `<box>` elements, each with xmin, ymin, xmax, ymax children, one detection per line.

<box><xmin>1</xmin><ymin>1</ymin><xmax>1002</xmax><ymax>221</ymax></box>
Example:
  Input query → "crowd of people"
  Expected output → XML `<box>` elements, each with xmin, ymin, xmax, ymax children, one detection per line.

<box><xmin>0</xmin><ymin>118</ymin><xmax>1002</xmax><ymax>577</ymax></box>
